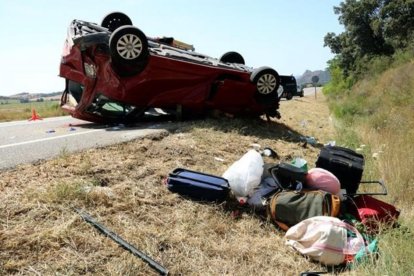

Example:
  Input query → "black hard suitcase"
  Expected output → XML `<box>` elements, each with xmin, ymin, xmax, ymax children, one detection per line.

<box><xmin>166</xmin><ymin>168</ymin><xmax>230</xmax><ymax>201</ymax></box>
<box><xmin>315</xmin><ymin>146</ymin><xmax>364</xmax><ymax>194</ymax></box>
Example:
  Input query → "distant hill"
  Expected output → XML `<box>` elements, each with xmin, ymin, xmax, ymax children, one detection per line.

<box><xmin>8</xmin><ymin>92</ymin><xmax>61</xmax><ymax>100</ymax></box>
<box><xmin>296</xmin><ymin>70</ymin><xmax>330</xmax><ymax>87</ymax></box>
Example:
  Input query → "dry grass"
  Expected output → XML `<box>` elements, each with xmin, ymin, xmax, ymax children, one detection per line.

<box><xmin>324</xmin><ymin>59</ymin><xmax>414</xmax><ymax>275</ymax></box>
<box><xmin>0</xmin><ymin>94</ymin><xmax>362</xmax><ymax>275</ymax></box>
<box><xmin>337</xmin><ymin>61</ymin><xmax>414</xmax><ymax>204</ymax></box>
<box><xmin>0</xmin><ymin>100</ymin><xmax>67</xmax><ymax>122</ymax></box>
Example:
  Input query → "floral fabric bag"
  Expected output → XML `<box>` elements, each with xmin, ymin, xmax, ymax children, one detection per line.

<box><xmin>285</xmin><ymin>216</ymin><xmax>365</xmax><ymax>265</ymax></box>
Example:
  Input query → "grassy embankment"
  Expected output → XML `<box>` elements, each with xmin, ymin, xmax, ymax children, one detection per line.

<box><xmin>0</xmin><ymin>94</ymin><xmax>340</xmax><ymax>275</ymax></box>
<box><xmin>324</xmin><ymin>51</ymin><xmax>414</xmax><ymax>275</ymax></box>
<box><xmin>0</xmin><ymin>100</ymin><xmax>67</xmax><ymax>122</ymax></box>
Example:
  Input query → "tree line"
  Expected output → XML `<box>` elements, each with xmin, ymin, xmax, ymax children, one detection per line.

<box><xmin>324</xmin><ymin>0</ymin><xmax>414</xmax><ymax>78</ymax></box>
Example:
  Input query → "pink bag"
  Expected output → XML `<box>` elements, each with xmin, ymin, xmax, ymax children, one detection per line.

<box><xmin>305</xmin><ymin>168</ymin><xmax>340</xmax><ymax>195</ymax></box>
<box><xmin>285</xmin><ymin>216</ymin><xmax>365</xmax><ymax>265</ymax></box>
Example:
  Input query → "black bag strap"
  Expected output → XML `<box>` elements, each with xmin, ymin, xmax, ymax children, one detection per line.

<box><xmin>269</xmin><ymin>163</ymin><xmax>306</xmax><ymax>190</ymax></box>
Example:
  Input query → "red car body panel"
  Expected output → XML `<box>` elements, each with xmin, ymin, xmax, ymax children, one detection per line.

<box><xmin>59</xmin><ymin>20</ymin><xmax>280</xmax><ymax>123</ymax></box>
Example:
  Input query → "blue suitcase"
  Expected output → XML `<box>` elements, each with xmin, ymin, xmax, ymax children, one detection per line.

<box><xmin>166</xmin><ymin>168</ymin><xmax>230</xmax><ymax>201</ymax></box>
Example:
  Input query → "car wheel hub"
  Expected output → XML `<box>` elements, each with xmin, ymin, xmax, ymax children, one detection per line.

<box><xmin>257</xmin><ymin>74</ymin><xmax>277</xmax><ymax>94</ymax></box>
<box><xmin>117</xmin><ymin>34</ymin><xmax>143</xmax><ymax>60</ymax></box>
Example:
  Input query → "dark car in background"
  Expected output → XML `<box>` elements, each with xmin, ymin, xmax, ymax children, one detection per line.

<box><xmin>59</xmin><ymin>12</ymin><xmax>282</xmax><ymax>123</ymax></box>
<box><xmin>280</xmin><ymin>75</ymin><xmax>303</xmax><ymax>100</ymax></box>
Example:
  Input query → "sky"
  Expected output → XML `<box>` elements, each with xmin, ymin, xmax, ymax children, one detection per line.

<box><xmin>0</xmin><ymin>0</ymin><xmax>343</xmax><ymax>96</ymax></box>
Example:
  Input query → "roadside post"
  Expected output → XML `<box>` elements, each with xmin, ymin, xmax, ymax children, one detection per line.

<box><xmin>311</xmin><ymin>76</ymin><xmax>319</xmax><ymax>100</ymax></box>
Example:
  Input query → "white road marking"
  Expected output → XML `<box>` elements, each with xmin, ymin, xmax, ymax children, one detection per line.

<box><xmin>0</xmin><ymin>128</ymin><xmax>104</xmax><ymax>149</ymax></box>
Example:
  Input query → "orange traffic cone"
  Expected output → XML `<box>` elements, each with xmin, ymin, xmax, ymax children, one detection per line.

<box><xmin>28</xmin><ymin>108</ymin><xmax>42</xmax><ymax>121</ymax></box>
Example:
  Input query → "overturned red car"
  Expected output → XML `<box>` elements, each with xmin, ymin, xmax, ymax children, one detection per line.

<box><xmin>59</xmin><ymin>12</ymin><xmax>282</xmax><ymax>123</ymax></box>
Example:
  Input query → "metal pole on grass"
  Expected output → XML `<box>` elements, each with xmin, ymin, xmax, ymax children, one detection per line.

<box><xmin>311</xmin><ymin>76</ymin><xmax>319</xmax><ymax>100</ymax></box>
<box><xmin>75</xmin><ymin>208</ymin><xmax>168</xmax><ymax>275</ymax></box>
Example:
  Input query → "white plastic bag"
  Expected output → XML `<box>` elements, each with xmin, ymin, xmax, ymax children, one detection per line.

<box><xmin>222</xmin><ymin>150</ymin><xmax>264</xmax><ymax>203</ymax></box>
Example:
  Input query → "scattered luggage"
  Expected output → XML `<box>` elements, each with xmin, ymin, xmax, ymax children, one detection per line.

<box><xmin>222</xmin><ymin>149</ymin><xmax>264</xmax><ymax>203</ymax></box>
<box><xmin>268</xmin><ymin>190</ymin><xmax>341</xmax><ymax>231</ymax></box>
<box><xmin>164</xmin><ymin>144</ymin><xmax>400</xmax><ymax>269</ymax></box>
<box><xmin>305</xmin><ymin>168</ymin><xmax>341</xmax><ymax>195</ymax></box>
<box><xmin>269</xmin><ymin>162</ymin><xmax>307</xmax><ymax>190</ymax></box>
<box><xmin>346</xmin><ymin>195</ymin><xmax>400</xmax><ymax>233</ymax></box>
<box><xmin>347</xmin><ymin>180</ymin><xmax>388</xmax><ymax>196</ymax></box>
<box><xmin>166</xmin><ymin>168</ymin><xmax>230</xmax><ymax>201</ymax></box>
<box><xmin>247</xmin><ymin>176</ymin><xmax>281</xmax><ymax>210</ymax></box>
<box><xmin>316</xmin><ymin>145</ymin><xmax>364</xmax><ymax>195</ymax></box>
<box><xmin>267</xmin><ymin>146</ymin><xmax>399</xmax><ymax>267</ymax></box>
<box><xmin>285</xmin><ymin>216</ymin><xmax>365</xmax><ymax>266</ymax></box>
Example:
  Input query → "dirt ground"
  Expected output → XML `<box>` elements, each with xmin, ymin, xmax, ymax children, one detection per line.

<box><xmin>0</xmin><ymin>91</ymin><xmax>339</xmax><ymax>275</ymax></box>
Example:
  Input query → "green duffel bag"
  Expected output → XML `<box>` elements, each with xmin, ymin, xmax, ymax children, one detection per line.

<box><xmin>268</xmin><ymin>190</ymin><xmax>341</xmax><ymax>231</ymax></box>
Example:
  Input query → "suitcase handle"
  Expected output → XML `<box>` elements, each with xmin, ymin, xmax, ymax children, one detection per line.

<box><xmin>169</xmin><ymin>168</ymin><xmax>230</xmax><ymax>189</ymax></box>
<box><xmin>328</xmin><ymin>157</ymin><xmax>352</xmax><ymax>167</ymax></box>
<box><xmin>346</xmin><ymin>179</ymin><xmax>387</xmax><ymax>196</ymax></box>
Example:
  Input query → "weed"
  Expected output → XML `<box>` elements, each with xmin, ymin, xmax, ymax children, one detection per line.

<box><xmin>78</xmin><ymin>155</ymin><xmax>93</xmax><ymax>175</ymax></box>
<box><xmin>50</xmin><ymin>181</ymin><xmax>88</xmax><ymax>203</ymax></box>
<box><xmin>58</xmin><ymin>147</ymin><xmax>70</xmax><ymax>160</ymax></box>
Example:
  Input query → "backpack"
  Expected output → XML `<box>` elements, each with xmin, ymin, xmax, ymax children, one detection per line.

<box><xmin>268</xmin><ymin>190</ymin><xmax>341</xmax><ymax>231</ymax></box>
<box><xmin>269</xmin><ymin>162</ymin><xmax>307</xmax><ymax>190</ymax></box>
<box><xmin>247</xmin><ymin>176</ymin><xmax>282</xmax><ymax>210</ymax></box>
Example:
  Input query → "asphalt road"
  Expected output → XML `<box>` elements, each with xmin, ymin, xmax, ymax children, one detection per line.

<box><xmin>0</xmin><ymin>89</ymin><xmax>321</xmax><ymax>170</ymax></box>
<box><xmin>0</xmin><ymin>116</ymin><xmax>171</xmax><ymax>170</ymax></box>
<box><xmin>303</xmin><ymin>86</ymin><xmax>322</xmax><ymax>96</ymax></box>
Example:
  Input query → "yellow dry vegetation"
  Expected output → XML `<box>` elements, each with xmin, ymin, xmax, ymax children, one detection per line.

<box><xmin>1</xmin><ymin>91</ymin><xmax>410</xmax><ymax>275</ymax></box>
<box><xmin>325</xmin><ymin>59</ymin><xmax>414</xmax><ymax>275</ymax></box>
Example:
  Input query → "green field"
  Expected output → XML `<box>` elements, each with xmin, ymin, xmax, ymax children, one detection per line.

<box><xmin>0</xmin><ymin>99</ymin><xmax>68</xmax><ymax>122</ymax></box>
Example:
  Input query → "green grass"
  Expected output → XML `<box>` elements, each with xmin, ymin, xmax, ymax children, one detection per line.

<box><xmin>352</xmin><ymin>213</ymin><xmax>414</xmax><ymax>275</ymax></box>
<box><xmin>0</xmin><ymin>100</ymin><xmax>67</xmax><ymax>122</ymax></box>
<box><xmin>325</xmin><ymin>53</ymin><xmax>414</xmax><ymax>275</ymax></box>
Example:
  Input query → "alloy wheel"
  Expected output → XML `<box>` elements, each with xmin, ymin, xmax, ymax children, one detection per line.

<box><xmin>116</xmin><ymin>34</ymin><xmax>143</xmax><ymax>60</ymax></box>
<box><xmin>257</xmin><ymin>73</ymin><xmax>277</xmax><ymax>95</ymax></box>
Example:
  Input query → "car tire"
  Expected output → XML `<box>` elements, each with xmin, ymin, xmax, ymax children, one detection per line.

<box><xmin>101</xmin><ymin>12</ymin><xmax>133</xmax><ymax>32</ymax></box>
<box><xmin>219</xmin><ymin>51</ymin><xmax>245</xmax><ymax>65</ymax></box>
<box><xmin>251</xmin><ymin>67</ymin><xmax>280</xmax><ymax>104</ymax></box>
<box><xmin>109</xmin><ymin>26</ymin><xmax>149</xmax><ymax>76</ymax></box>
<box><xmin>286</xmin><ymin>93</ymin><xmax>293</xmax><ymax>100</ymax></box>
